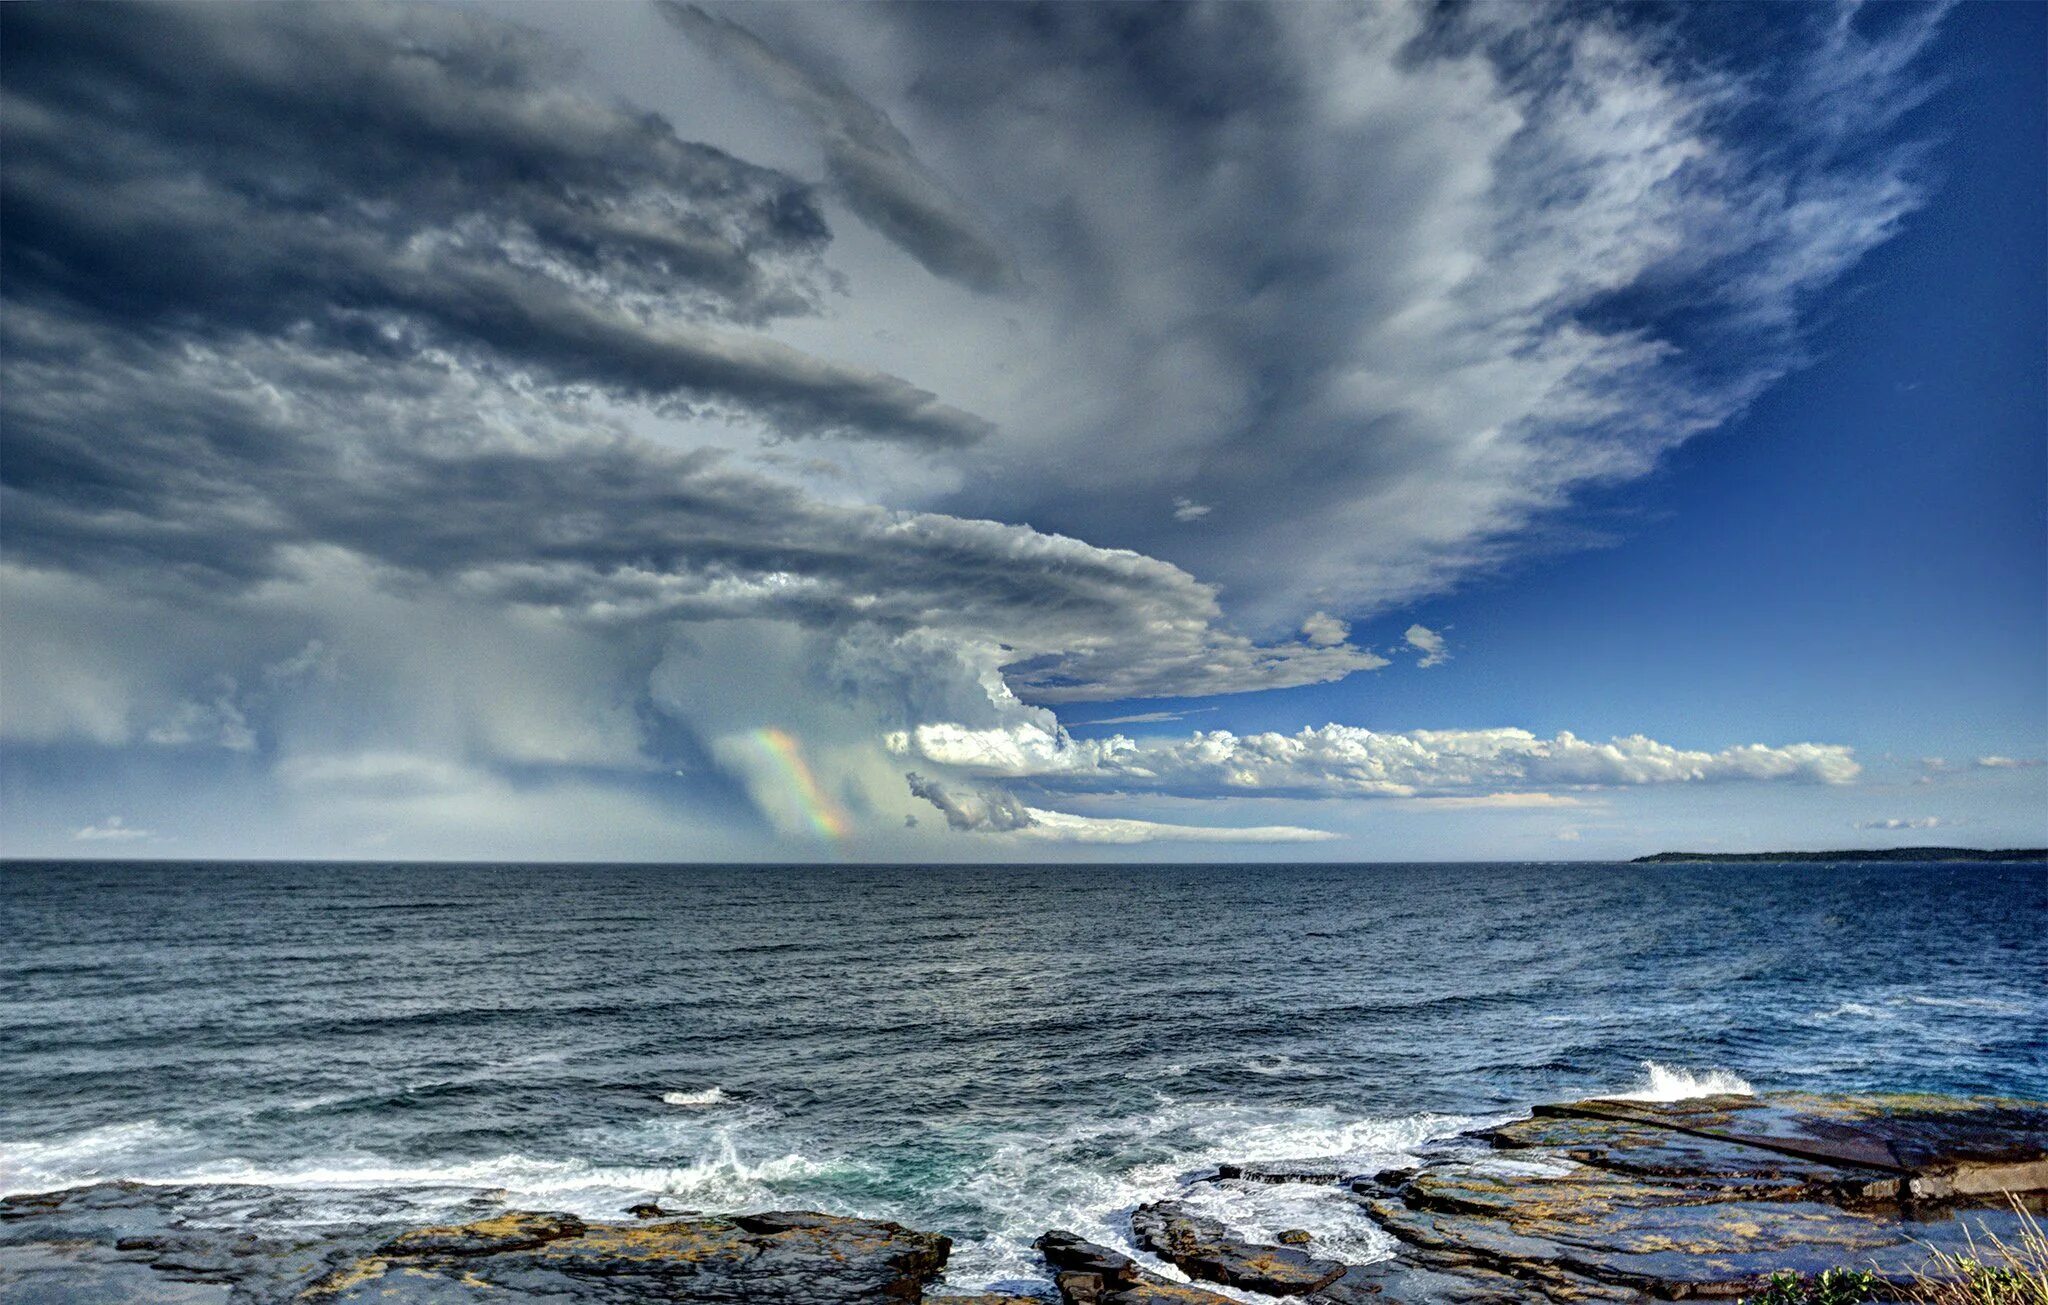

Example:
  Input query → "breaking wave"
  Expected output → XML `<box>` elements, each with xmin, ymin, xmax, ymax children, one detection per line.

<box><xmin>661</xmin><ymin>1086</ymin><xmax>730</xmax><ymax>1107</ymax></box>
<box><xmin>1600</xmin><ymin>1061</ymin><xmax>1754</xmax><ymax>1102</ymax></box>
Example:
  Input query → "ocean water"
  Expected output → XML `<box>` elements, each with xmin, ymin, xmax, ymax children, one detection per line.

<box><xmin>1</xmin><ymin>861</ymin><xmax>2043</xmax><ymax>1292</ymax></box>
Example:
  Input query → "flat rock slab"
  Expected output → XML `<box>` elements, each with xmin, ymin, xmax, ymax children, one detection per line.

<box><xmin>1131</xmin><ymin>1202</ymin><xmax>1349</xmax><ymax>1295</ymax></box>
<box><xmin>310</xmin><ymin>1208</ymin><xmax>953</xmax><ymax>1303</ymax></box>
<box><xmin>1534</xmin><ymin>1093</ymin><xmax>2048</xmax><ymax>1199</ymax></box>
<box><xmin>1</xmin><ymin>1185</ymin><xmax>954</xmax><ymax>1304</ymax></box>
<box><xmin>1363</xmin><ymin>1092</ymin><xmax>2048</xmax><ymax>1300</ymax></box>
<box><xmin>1479</xmin><ymin>1115</ymin><xmax>1898</xmax><ymax>1203</ymax></box>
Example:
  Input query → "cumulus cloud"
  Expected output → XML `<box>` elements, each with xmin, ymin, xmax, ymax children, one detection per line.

<box><xmin>892</xmin><ymin>720</ymin><xmax>1860</xmax><ymax>798</ymax></box>
<box><xmin>1302</xmin><ymin>613</ymin><xmax>1350</xmax><ymax>647</ymax></box>
<box><xmin>73</xmin><ymin>816</ymin><xmax>151</xmax><ymax>843</ymax></box>
<box><xmin>655</xmin><ymin>2</ymin><xmax>1016</xmax><ymax>294</ymax></box>
<box><xmin>1404</xmin><ymin>624</ymin><xmax>1450</xmax><ymax>668</ymax></box>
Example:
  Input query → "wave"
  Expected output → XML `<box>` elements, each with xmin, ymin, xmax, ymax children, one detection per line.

<box><xmin>660</xmin><ymin>1087</ymin><xmax>729</xmax><ymax>1108</ymax></box>
<box><xmin>932</xmin><ymin>1098</ymin><xmax>1473</xmax><ymax>1289</ymax></box>
<box><xmin>0</xmin><ymin>1115</ymin><xmax>860</xmax><ymax>1222</ymax></box>
<box><xmin>1599</xmin><ymin>1061</ymin><xmax>1754</xmax><ymax>1102</ymax></box>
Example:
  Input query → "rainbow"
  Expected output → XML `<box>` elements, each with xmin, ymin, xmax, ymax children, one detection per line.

<box><xmin>746</xmin><ymin>727</ymin><xmax>850</xmax><ymax>842</ymax></box>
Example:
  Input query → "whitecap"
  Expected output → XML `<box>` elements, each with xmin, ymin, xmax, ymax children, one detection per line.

<box><xmin>930</xmin><ymin>1098</ymin><xmax>1476</xmax><ymax>1291</ymax></box>
<box><xmin>1809</xmin><ymin>1001</ymin><xmax>1892</xmax><ymax>1022</ymax></box>
<box><xmin>660</xmin><ymin>1087</ymin><xmax>729</xmax><ymax>1108</ymax></box>
<box><xmin>1599</xmin><ymin>1061</ymin><xmax>1753</xmax><ymax>1102</ymax></box>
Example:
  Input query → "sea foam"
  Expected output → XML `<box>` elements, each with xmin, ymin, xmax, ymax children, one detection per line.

<box><xmin>660</xmin><ymin>1087</ymin><xmax>729</xmax><ymax>1107</ymax></box>
<box><xmin>1600</xmin><ymin>1061</ymin><xmax>1754</xmax><ymax>1102</ymax></box>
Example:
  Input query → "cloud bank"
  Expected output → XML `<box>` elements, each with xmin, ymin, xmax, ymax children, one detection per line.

<box><xmin>0</xmin><ymin>1</ymin><xmax>1939</xmax><ymax>855</ymax></box>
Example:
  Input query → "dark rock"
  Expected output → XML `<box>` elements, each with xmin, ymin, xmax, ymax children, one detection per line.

<box><xmin>1215</xmin><ymin>1161</ymin><xmax>1349</xmax><ymax>1185</ymax></box>
<box><xmin>626</xmin><ymin>1201</ymin><xmax>673</xmax><ymax>1219</ymax></box>
<box><xmin>377</xmin><ymin>1210</ymin><xmax>586</xmax><ymax>1258</ymax></box>
<box><xmin>1278</xmin><ymin>1227</ymin><xmax>1315</xmax><ymax>1245</ymax></box>
<box><xmin>310</xmin><ymin>1209</ymin><xmax>952</xmax><ymax>1301</ymax></box>
<box><xmin>1129</xmin><ymin>1202</ymin><xmax>1347</xmax><ymax>1295</ymax></box>
<box><xmin>1034</xmin><ymin>1230</ymin><xmax>1143</xmax><ymax>1287</ymax></box>
<box><xmin>1532</xmin><ymin>1092</ymin><xmax>2048</xmax><ymax>1205</ymax></box>
<box><xmin>1366</xmin><ymin>1092</ymin><xmax>2048</xmax><ymax>1300</ymax></box>
<box><xmin>1035</xmin><ymin>1230</ymin><xmax>1237</xmax><ymax>1305</ymax></box>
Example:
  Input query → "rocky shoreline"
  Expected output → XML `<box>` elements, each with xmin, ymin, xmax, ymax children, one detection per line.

<box><xmin>4</xmin><ymin>1091</ymin><xmax>2043</xmax><ymax>1303</ymax></box>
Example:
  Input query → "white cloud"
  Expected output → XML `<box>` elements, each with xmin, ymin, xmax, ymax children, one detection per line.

<box><xmin>1976</xmin><ymin>756</ymin><xmax>2044</xmax><ymax>769</ymax></box>
<box><xmin>1073</xmin><ymin>709</ymin><xmax>1212</xmax><ymax>727</ymax></box>
<box><xmin>892</xmin><ymin>719</ymin><xmax>1860</xmax><ymax>797</ymax></box>
<box><xmin>1854</xmin><ymin>817</ymin><xmax>1944</xmax><ymax>831</ymax></box>
<box><xmin>1398</xmin><ymin>792</ymin><xmax>1587</xmax><ymax>811</ymax></box>
<box><xmin>1302</xmin><ymin>613</ymin><xmax>1350</xmax><ymax>647</ymax></box>
<box><xmin>675</xmin><ymin>0</ymin><xmax>1942</xmax><ymax>629</ymax></box>
<box><xmin>1172</xmin><ymin>498</ymin><xmax>1213</xmax><ymax>523</ymax></box>
<box><xmin>145</xmin><ymin>681</ymin><xmax>257</xmax><ymax>753</ymax></box>
<box><xmin>1014</xmin><ymin>809</ymin><xmax>1338</xmax><ymax>846</ymax></box>
<box><xmin>1405</xmin><ymin>624</ymin><xmax>1450</xmax><ymax>668</ymax></box>
<box><xmin>74</xmin><ymin>816</ymin><xmax>152</xmax><ymax>843</ymax></box>
<box><xmin>903</xmin><ymin>770</ymin><xmax>1337</xmax><ymax>844</ymax></box>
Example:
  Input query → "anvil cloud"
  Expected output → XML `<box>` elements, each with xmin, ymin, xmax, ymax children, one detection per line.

<box><xmin>0</xmin><ymin>0</ymin><xmax>2003</xmax><ymax>857</ymax></box>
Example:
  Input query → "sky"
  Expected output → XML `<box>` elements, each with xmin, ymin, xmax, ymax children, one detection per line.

<box><xmin>1</xmin><ymin>0</ymin><xmax>2042</xmax><ymax>862</ymax></box>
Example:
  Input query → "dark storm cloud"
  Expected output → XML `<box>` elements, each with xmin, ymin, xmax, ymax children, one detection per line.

<box><xmin>656</xmin><ymin>2</ymin><xmax>1018</xmax><ymax>295</ymax></box>
<box><xmin>0</xmin><ymin>2</ymin><xmax>989</xmax><ymax>448</ymax></box>
<box><xmin>1</xmin><ymin>301</ymin><xmax>1378</xmax><ymax>702</ymax></box>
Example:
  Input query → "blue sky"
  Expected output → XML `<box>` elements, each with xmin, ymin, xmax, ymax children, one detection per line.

<box><xmin>1</xmin><ymin>0</ymin><xmax>2041</xmax><ymax>860</ymax></box>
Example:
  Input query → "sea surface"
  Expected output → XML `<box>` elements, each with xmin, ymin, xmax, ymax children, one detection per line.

<box><xmin>2</xmin><ymin>861</ymin><xmax>2043</xmax><ymax>1292</ymax></box>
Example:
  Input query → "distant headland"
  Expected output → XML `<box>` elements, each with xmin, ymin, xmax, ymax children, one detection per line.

<box><xmin>1632</xmin><ymin>847</ymin><xmax>2047</xmax><ymax>863</ymax></box>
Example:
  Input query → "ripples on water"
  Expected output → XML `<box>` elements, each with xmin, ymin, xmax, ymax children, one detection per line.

<box><xmin>1</xmin><ymin>861</ymin><xmax>2042</xmax><ymax>1288</ymax></box>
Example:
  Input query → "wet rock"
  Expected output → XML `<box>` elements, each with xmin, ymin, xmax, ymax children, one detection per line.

<box><xmin>1365</xmin><ymin>1092</ymin><xmax>2048</xmax><ymax>1299</ymax></box>
<box><xmin>356</xmin><ymin>1209</ymin><xmax>952</xmax><ymax>1302</ymax></box>
<box><xmin>1130</xmin><ymin>1202</ymin><xmax>1348</xmax><ymax>1295</ymax></box>
<box><xmin>626</xmin><ymin>1201</ymin><xmax>675</xmax><ymax>1219</ymax></box>
<box><xmin>2</xmin><ymin>1186</ymin><xmax>956</xmax><ymax>1304</ymax></box>
<box><xmin>1034</xmin><ymin>1229</ymin><xmax>1237</xmax><ymax>1305</ymax></box>
<box><xmin>377</xmin><ymin>1210</ymin><xmax>586</xmax><ymax>1257</ymax></box>
<box><xmin>1531</xmin><ymin>1092</ymin><xmax>2048</xmax><ymax>1204</ymax></box>
<box><xmin>1215</xmin><ymin>1161</ymin><xmax>1350</xmax><ymax>1185</ymax></box>
<box><xmin>1034</xmin><ymin>1230</ymin><xmax>1144</xmax><ymax>1287</ymax></box>
<box><xmin>1279</xmin><ymin>1227</ymin><xmax>1315</xmax><ymax>1245</ymax></box>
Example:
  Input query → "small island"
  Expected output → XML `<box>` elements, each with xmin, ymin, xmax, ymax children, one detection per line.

<box><xmin>1632</xmin><ymin>848</ymin><xmax>2047</xmax><ymax>864</ymax></box>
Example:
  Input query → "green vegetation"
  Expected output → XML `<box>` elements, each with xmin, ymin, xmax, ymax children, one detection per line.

<box><xmin>1740</xmin><ymin>1203</ymin><xmax>2048</xmax><ymax>1305</ymax></box>
<box><xmin>1743</xmin><ymin>1267</ymin><xmax>1880</xmax><ymax>1305</ymax></box>
<box><xmin>1906</xmin><ymin>1202</ymin><xmax>2048</xmax><ymax>1305</ymax></box>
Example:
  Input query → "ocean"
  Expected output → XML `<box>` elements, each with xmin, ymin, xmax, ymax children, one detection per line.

<box><xmin>1</xmin><ymin>860</ymin><xmax>2042</xmax><ymax>1293</ymax></box>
